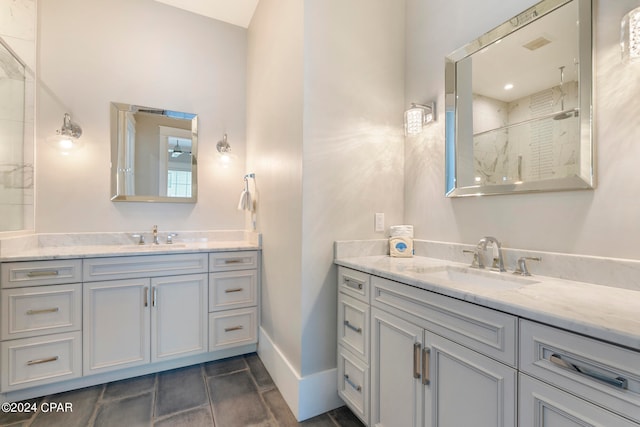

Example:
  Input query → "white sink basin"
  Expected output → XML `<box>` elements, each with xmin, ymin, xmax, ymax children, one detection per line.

<box><xmin>416</xmin><ymin>265</ymin><xmax>538</xmax><ymax>291</ymax></box>
<box><xmin>122</xmin><ymin>244</ymin><xmax>187</xmax><ymax>250</ymax></box>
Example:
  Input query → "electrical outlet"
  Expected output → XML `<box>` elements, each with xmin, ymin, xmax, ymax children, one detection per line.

<box><xmin>374</xmin><ymin>213</ymin><xmax>385</xmax><ymax>232</ymax></box>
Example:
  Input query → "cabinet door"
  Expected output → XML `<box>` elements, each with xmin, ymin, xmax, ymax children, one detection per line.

<box><xmin>371</xmin><ymin>307</ymin><xmax>423</xmax><ymax>427</ymax></box>
<box><xmin>83</xmin><ymin>279</ymin><xmax>150</xmax><ymax>375</ymax></box>
<box><xmin>424</xmin><ymin>331</ymin><xmax>516</xmax><ymax>427</ymax></box>
<box><xmin>151</xmin><ymin>274</ymin><xmax>208</xmax><ymax>362</ymax></box>
<box><xmin>519</xmin><ymin>374</ymin><xmax>638</xmax><ymax>427</ymax></box>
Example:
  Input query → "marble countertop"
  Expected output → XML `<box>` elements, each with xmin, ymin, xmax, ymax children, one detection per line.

<box><xmin>0</xmin><ymin>241</ymin><xmax>260</xmax><ymax>262</ymax></box>
<box><xmin>0</xmin><ymin>231</ymin><xmax>261</xmax><ymax>262</ymax></box>
<box><xmin>335</xmin><ymin>255</ymin><xmax>640</xmax><ymax>352</ymax></box>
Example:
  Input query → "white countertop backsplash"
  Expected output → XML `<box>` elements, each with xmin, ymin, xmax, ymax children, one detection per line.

<box><xmin>0</xmin><ymin>230</ymin><xmax>261</xmax><ymax>261</ymax></box>
<box><xmin>335</xmin><ymin>239</ymin><xmax>640</xmax><ymax>351</ymax></box>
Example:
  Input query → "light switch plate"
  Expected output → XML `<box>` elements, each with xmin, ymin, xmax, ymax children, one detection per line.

<box><xmin>374</xmin><ymin>213</ymin><xmax>385</xmax><ymax>232</ymax></box>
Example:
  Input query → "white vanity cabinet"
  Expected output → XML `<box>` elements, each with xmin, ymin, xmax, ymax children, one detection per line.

<box><xmin>519</xmin><ymin>319</ymin><xmax>640</xmax><ymax>426</ymax></box>
<box><xmin>82</xmin><ymin>254</ymin><xmax>208</xmax><ymax>375</ymax></box>
<box><xmin>337</xmin><ymin>267</ymin><xmax>517</xmax><ymax>427</ymax></box>
<box><xmin>0</xmin><ymin>260</ymin><xmax>83</xmax><ymax>392</ymax></box>
<box><xmin>370</xmin><ymin>275</ymin><xmax>517</xmax><ymax>427</ymax></box>
<box><xmin>337</xmin><ymin>267</ymin><xmax>371</xmax><ymax>425</ymax></box>
<box><xmin>208</xmin><ymin>251</ymin><xmax>259</xmax><ymax>352</ymax></box>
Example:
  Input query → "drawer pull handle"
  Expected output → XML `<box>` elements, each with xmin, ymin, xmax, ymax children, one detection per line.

<box><xmin>413</xmin><ymin>342</ymin><xmax>421</xmax><ymax>379</ymax></box>
<box><xmin>344</xmin><ymin>374</ymin><xmax>362</xmax><ymax>392</ymax></box>
<box><xmin>344</xmin><ymin>321</ymin><xmax>362</xmax><ymax>334</ymax></box>
<box><xmin>225</xmin><ymin>288</ymin><xmax>244</xmax><ymax>293</ymax></box>
<box><xmin>224</xmin><ymin>259</ymin><xmax>243</xmax><ymax>264</ymax></box>
<box><xmin>26</xmin><ymin>270</ymin><xmax>59</xmax><ymax>278</ymax></box>
<box><xmin>422</xmin><ymin>348</ymin><xmax>431</xmax><ymax>386</ymax></box>
<box><xmin>27</xmin><ymin>307</ymin><xmax>60</xmax><ymax>315</ymax></box>
<box><xmin>27</xmin><ymin>356</ymin><xmax>59</xmax><ymax>366</ymax></box>
<box><xmin>225</xmin><ymin>325</ymin><xmax>244</xmax><ymax>332</ymax></box>
<box><xmin>550</xmin><ymin>353</ymin><xmax>628</xmax><ymax>390</ymax></box>
<box><xmin>344</xmin><ymin>278</ymin><xmax>363</xmax><ymax>290</ymax></box>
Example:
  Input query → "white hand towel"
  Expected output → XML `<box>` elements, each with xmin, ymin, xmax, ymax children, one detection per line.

<box><xmin>237</xmin><ymin>190</ymin><xmax>248</xmax><ymax>210</ymax></box>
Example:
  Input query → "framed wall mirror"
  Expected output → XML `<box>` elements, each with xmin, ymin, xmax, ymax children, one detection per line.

<box><xmin>110</xmin><ymin>102</ymin><xmax>198</xmax><ymax>203</ymax></box>
<box><xmin>445</xmin><ymin>0</ymin><xmax>594</xmax><ymax>197</ymax></box>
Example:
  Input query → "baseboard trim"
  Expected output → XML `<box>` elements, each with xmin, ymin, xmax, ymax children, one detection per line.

<box><xmin>258</xmin><ymin>327</ymin><xmax>343</xmax><ymax>421</ymax></box>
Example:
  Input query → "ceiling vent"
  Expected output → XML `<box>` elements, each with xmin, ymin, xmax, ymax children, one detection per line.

<box><xmin>523</xmin><ymin>37</ymin><xmax>552</xmax><ymax>51</ymax></box>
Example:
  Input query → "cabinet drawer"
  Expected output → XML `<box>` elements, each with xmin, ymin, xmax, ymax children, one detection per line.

<box><xmin>1</xmin><ymin>259</ymin><xmax>82</xmax><ymax>288</ymax></box>
<box><xmin>83</xmin><ymin>253</ymin><xmax>207</xmax><ymax>281</ymax></box>
<box><xmin>209</xmin><ymin>251</ymin><xmax>258</xmax><ymax>272</ymax></box>
<box><xmin>338</xmin><ymin>267</ymin><xmax>370</xmax><ymax>302</ymax></box>
<box><xmin>2</xmin><ymin>284</ymin><xmax>82</xmax><ymax>340</ymax></box>
<box><xmin>338</xmin><ymin>293</ymin><xmax>369</xmax><ymax>362</ymax></box>
<box><xmin>372</xmin><ymin>275</ymin><xmax>517</xmax><ymax>366</ymax></box>
<box><xmin>209</xmin><ymin>307</ymin><xmax>257</xmax><ymax>351</ymax></box>
<box><xmin>209</xmin><ymin>270</ymin><xmax>257</xmax><ymax>312</ymax></box>
<box><xmin>337</xmin><ymin>345</ymin><xmax>369</xmax><ymax>426</ymax></box>
<box><xmin>519</xmin><ymin>374</ymin><xmax>638</xmax><ymax>427</ymax></box>
<box><xmin>520</xmin><ymin>319</ymin><xmax>640</xmax><ymax>423</ymax></box>
<box><xmin>1</xmin><ymin>332</ymin><xmax>82</xmax><ymax>392</ymax></box>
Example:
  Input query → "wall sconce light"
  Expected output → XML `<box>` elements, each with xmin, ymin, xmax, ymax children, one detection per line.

<box><xmin>49</xmin><ymin>113</ymin><xmax>83</xmax><ymax>154</ymax></box>
<box><xmin>216</xmin><ymin>133</ymin><xmax>234</xmax><ymax>165</ymax></box>
<box><xmin>621</xmin><ymin>6</ymin><xmax>640</xmax><ymax>63</ymax></box>
<box><xmin>404</xmin><ymin>102</ymin><xmax>436</xmax><ymax>136</ymax></box>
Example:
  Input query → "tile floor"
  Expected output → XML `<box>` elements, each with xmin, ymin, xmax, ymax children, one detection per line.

<box><xmin>0</xmin><ymin>353</ymin><xmax>364</xmax><ymax>427</ymax></box>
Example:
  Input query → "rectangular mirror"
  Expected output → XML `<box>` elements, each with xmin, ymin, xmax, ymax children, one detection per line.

<box><xmin>110</xmin><ymin>102</ymin><xmax>198</xmax><ymax>203</ymax></box>
<box><xmin>445</xmin><ymin>0</ymin><xmax>594</xmax><ymax>197</ymax></box>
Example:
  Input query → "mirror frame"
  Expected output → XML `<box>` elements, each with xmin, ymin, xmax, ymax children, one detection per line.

<box><xmin>444</xmin><ymin>0</ymin><xmax>594</xmax><ymax>197</ymax></box>
<box><xmin>110</xmin><ymin>102</ymin><xmax>198</xmax><ymax>203</ymax></box>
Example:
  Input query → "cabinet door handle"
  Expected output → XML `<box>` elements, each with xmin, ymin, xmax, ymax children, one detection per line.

<box><xmin>27</xmin><ymin>356</ymin><xmax>59</xmax><ymax>366</ymax></box>
<box><xmin>422</xmin><ymin>348</ymin><xmax>431</xmax><ymax>386</ymax></box>
<box><xmin>224</xmin><ymin>325</ymin><xmax>243</xmax><ymax>332</ymax></box>
<box><xmin>225</xmin><ymin>288</ymin><xmax>244</xmax><ymax>293</ymax></box>
<box><xmin>549</xmin><ymin>353</ymin><xmax>628</xmax><ymax>390</ymax></box>
<box><xmin>413</xmin><ymin>342</ymin><xmax>422</xmax><ymax>379</ymax></box>
<box><xmin>26</xmin><ymin>270</ymin><xmax>59</xmax><ymax>278</ymax></box>
<box><xmin>152</xmin><ymin>287</ymin><xmax>157</xmax><ymax>307</ymax></box>
<box><xmin>27</xmin><ymin>307</ymin><xmax>60</xmax><ymax>315</ymax></box>
<box><xmin>143</xmin><ymin>287</ymin><xmax>149</xmax><ymax>307</ymax></box>
<box><xmin>344</xmin><ymin>278</ymin><xmax>363</xmax><ymax>290</ymax></box>
<box><xmin>344</xmin><ymin>374</ymin><xmax>362</xmax><ymax>392</ymax></box>
<box><xmin>344</xmin><ymin>320</ymin><xmax>362</xmax><ymax>334</ymax></box>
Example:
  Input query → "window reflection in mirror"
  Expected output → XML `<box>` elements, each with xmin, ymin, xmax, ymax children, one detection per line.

<box><xmin>110</xmin><ymin>103</ymin><xmax>197</xmax><ymax>203</ymax></box>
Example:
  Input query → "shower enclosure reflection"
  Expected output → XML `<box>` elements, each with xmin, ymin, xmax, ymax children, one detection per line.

<box><xmin>110</xmin><ymin>102</ymin><xmax>198</xmax><ymax>203</ymax></box>
<box><xmin>0</xmin><ymin>37</ymin><xmax>33</xmax><ymax>231</ymax></box>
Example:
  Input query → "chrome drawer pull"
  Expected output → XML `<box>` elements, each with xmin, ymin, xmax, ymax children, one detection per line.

<box><xmin>422</xmin><ymin>348</ymin><xmax>431</xmax><ymax>386</ymax></box>
<box><xmin>225</xmin><ymin>288</ymin><xmax>244</xmax><ymax>293</ymax></box>
<box><xmin>344</xmin><ymin>278</ymin><xmax>363</xmax><ymax>290</ymax></box>
<box><xmin>344</xmin><ymin>321</ymin><xmax>362</xmax><ymax>334</ymax></box>
<box><xmin>224</xmin><ymin>325</ymin><xmax>244</xmax><ymax>332</ymax></box>
<box><xmin>550</xmin><ymin>353</ymin><xmax>628</xmax><ymax>390</ymax></box>
<box><xmin>413</xmin><ymin>342</ymin><xmax>422</xmax><ymax>379</ymax></box>
<box><xmin>224</xmin><ymin>259</ymin><xmax>243</xmax><ymax>264</ymax></box>
<box><xmin>27</xmin><ymin>356</ymin><xmax>59</xmax><ymax>366</ymax></box>
<box><xmin>26</xmin><ymin>270</ymin><xmax>59</xmax><ymax>278</ymax></box>
<box><xmin>344</xmin><ymin>374</ymin><xmax>362</xmax><ymax>392</ymax></box>
<box><xmin>26</xmin><ymin>307</ymin><xmax>60</xmax><ymax>315</ymax></box>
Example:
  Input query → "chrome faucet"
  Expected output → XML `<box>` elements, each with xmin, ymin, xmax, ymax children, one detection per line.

<box><xmin>476</xmin><ymin>236</ymin><xmax>506</xmax><ymax>272</ymax></box>
<box><xmin>152</xmin><ymin>225</ymin><xmax>159</xmax><ymax>245</ymax></box>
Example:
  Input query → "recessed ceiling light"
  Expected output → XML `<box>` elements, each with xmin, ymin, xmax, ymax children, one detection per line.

<box><xmin>504</xmin><ymin>83</ymin><xmax>514</xmax><ymax>90</ymax></box>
